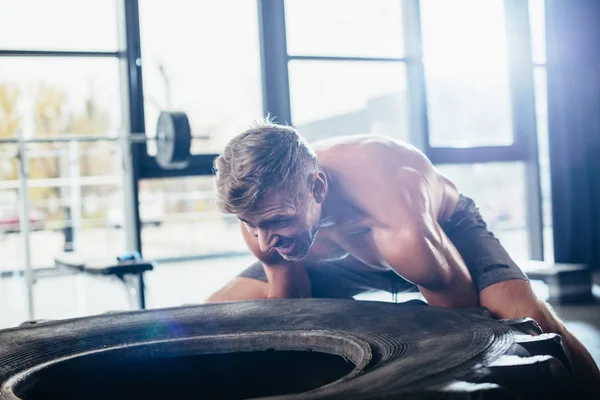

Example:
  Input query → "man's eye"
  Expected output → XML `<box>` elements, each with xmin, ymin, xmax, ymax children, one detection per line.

<box><xmin>271</xmin><ymin>218</ymin><xmax>295</xmax><ymax>228</ymax></box>
<box><xmin>348</xmin><ymin>227</ymin><xmax>371</xmax><ymax>236</ymax></box>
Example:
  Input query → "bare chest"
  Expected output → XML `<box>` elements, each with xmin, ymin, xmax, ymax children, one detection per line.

<box><xmin>308</xmin><ymin>224</ymin><xmax>390</xmax><ymax>268</ymax></box>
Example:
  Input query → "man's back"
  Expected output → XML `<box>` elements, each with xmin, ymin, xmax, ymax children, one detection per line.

<box><xmin>311</xmin><ymin>134</ymin><xmax>460</xmax><ymax>226</ymax></box>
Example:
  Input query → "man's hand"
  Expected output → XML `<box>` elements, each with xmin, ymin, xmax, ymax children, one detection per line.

<box><xmin>480</xmin><ymin>279</ymin><xmax>600</xmax><ymax>398</ymax></box>
<box><xmin>262</xmin><ymin>261</ymin><xmax>311</xmax><ymax>299</ymax></box>
<box><xmin>240</xmin><ymin>221</ymin><xmax>311</xmax><ymax>299</ymax></box>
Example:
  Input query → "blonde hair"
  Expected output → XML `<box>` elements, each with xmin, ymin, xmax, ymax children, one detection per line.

<box><xmin>213</xmin><ymin>120</ymin><xmax>317</xmax><ymax>214</ymax></box>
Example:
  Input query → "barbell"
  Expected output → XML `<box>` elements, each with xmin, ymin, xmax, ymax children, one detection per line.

<box><xmin>0</xmin><ymin>111</ymin><xmax>201</xmax><ymax>170</ymax></box>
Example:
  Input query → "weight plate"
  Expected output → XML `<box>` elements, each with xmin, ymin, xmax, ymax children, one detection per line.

<box><xmin>156</xmin><ymin>111</ymin><xmax>191</xmax><ymax>169</ymax></box>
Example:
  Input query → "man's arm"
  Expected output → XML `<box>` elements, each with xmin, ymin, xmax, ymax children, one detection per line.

<box><xmin>206</xmin><ymin>222</ymin><xmax>311</xmax><ymax>303</ymax></box>
<box><xmin>373</xmin><ymin>166</ymin><xmax>479</xmax><ymax>308</ymax></box>
<box><xmin>378</xmin><ymin>216</ymin><xmax>479</xmax><ymax>309</ymax></box>
<box><xmin>381</xmin><ymin>209</ymin><xmax>600</xmax><ymax>395</ymax></box>
<box><xmin>376</xmin><ymin>166</ymin><xmax>599</xmax><ymax>394</ymax></box>
<box><xmin>480</xmin><ymin>279</ymin><xmax>600</xmax><ymax>398</ymax></box>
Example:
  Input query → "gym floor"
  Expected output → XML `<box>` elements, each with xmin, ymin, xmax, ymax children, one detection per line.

<box><xmin>1</xmin><ymin>256</ymin><xmax>598</xmax><ymax>365</ymax></box>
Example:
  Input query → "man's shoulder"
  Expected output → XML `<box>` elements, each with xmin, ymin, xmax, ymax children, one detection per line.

<box><xmin>313</xmin><ymin>135</ymin><xmax>419</xmax><ymax>164</ymax></box>
<box><xmin>312</xmin><ymin>134</ymin><xmax>406</xmax><ymax>152</ymax></box>
<box><xmin>314</xmin><ymin>135</ymin><xmax>431</xmax><ymax>176</ymax></box>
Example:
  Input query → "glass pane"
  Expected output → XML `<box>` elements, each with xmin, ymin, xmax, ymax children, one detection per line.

<box><xmin>0</xmin><ymin>140</ymin><xmax>127</xmax><ymax>327</ymax></box>
<box><xmin>421</xmin><ymin>0</ymin><xmax>508</xmax><ymax>59</ymax></box>
<box><xmin>534</xmin><ymin>66</ymin><xmax>553</xmax><ymax>261</ymax></box>
<box><xmin>285</xmin><ymin>0</ymin><xmax>404</xmax><ymax>58</ymax></box>
<box><xmin>421</xmin><ymin>0</ymin><xmax>513</xmax><ymax>147</ymax></box>
<box><xmin>288</xmin><ymin>61</ymin><xmax>409</xmax><ymax>143</ymax></box>
<box><xmin>0</xmin><ymin>274</ymin><xmax>28</xmax><ymax>329</ymax></box>
<box><xmin>0</xmin><ymin>0</ymin><xmax>118</xmax><ymax>51</ymax></box>
<box><xmin>436</xmin><ymin>162</ymin><xmax>530</xmax><ymax>260</ymax></box>
<box><xmin>529</xmin><ymin>0</ymin><xmax>547</xmax><ymax>64</ymax></box>
<box><xmin>139</xmin><ymin>177</ymin><xmax>249</xmax><ymax>261</ymax></box>
<box><xmin>0</xmin><ymin>58</ymin><xmax>123</xmax><ymax>137</ymax></box>
<box><xmin>138</xmin><ymin>175</ymin><xmax>259</xmax><ymax>308</ymax></box>
<box><xmin>0</xmin><ymin>142</ymin><xmax>126</xmax><ymax>270</ymax></box>
<box><xmin>0</xmin><ymin>141</ymin><xmax>23</xmax><ymax>272</ymax></box>
<box><xmin>139</xmin><ymin>0</ymin><xmax>263</xmax><ymax>155</ymax></box>
<box><xmin>0</xmin><ymin>155</ymin><xmax>28</xmax><ymax>327</ymax></box>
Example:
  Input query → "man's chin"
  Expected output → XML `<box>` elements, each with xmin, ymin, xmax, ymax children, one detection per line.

<box><xmin>279</xmin><ymin>247</ymin><xmax>310</xmax><ymax>262</ymax></box>
<box><xmin>279</xmin><ymin>253</ymin><xmax>306</xmax><ymax>262</ymax></box>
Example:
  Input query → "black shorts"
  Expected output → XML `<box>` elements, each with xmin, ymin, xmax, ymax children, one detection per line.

<box><xmin>237</xmin><ymin>195</ymin><xmax>529</xmax><ymax>298</ymax></box>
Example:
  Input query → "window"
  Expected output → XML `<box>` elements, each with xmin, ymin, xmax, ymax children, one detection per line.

<box><xmin>529</xmin><ymin>0</ymin><xmax>547</xmax><ymax>65</ymax></box>
<box><xmin>0</xmin><ymin>58</ymin><xmax>122</xmax><ymax>137</ymax></box>
<box><xmin>0</xmin><ymin>0</ymin><xmax>118</xmax><ymax>51</ymax></box>
<box><xmin>139</xmin><ymin>177</ymin><xmax>248</xmax><ymax>261</ymax></box>
<box><xmin>529</xmin><ymin>0</ymin><xmax>552</xmax><ymax>260</ymax></box>
<box><xmin>436</xmin><ymin>162</ymin><xmax>529</xmax><ymax>260</ymax></box>
<box><xmin>0</xmin><ymin>0</ymin><xmax>552</xmax><ymax>327</ymax></box>
<box><xmin>0</xmin><ymin>275</ymin><xmax>29</xmax><ymax>329</ymax></box>
<box><xmin>0</xmin><ymin>140</ymin><xmax>127</xmax><ymax>326</ymax></box>
<box><xmin>416</xmin><ymin>0</ymin><xmax>547</xmax><ymax>261</ymax></box>
<box><xmin>0</xmin><ymin>144</ymin><xmax>126</xmax><ymax>269</ymax></box>
<box><xmin>534</xmin><ymin>68</ymin><xmax>553</xmax><ymax>261</ymax></box>
<box><xmin>421</xmin><ymin>0</ymin><xmax>513</xmax><ymax>147</ymax></box>
<box><xmin>139</xmin><ymin>0</ymin><xmax>263</xmax><ymax>155</ymax></box>
<box><xmin>285</xmin><ymin>0</ymin><xmax>405</xmax><ymax>58</ymax></box>
<box><xmin>0</xmin><ymin>0</ymin><xmax>125</xmax><ymax>325</ymax></box>
<box><xmin>282</xmin><ymin>1</ymin><xmax>409</xmax><ymax>144</ymax></box>
<box><xmin>289</xmin><ymin>61</ymin><xmax>409</xmax><ymax>142</ymax></box>
<box><xmin>0</xmin><ymin>58</ymin><xmax>125</xmax><ymax>267</ymax></box>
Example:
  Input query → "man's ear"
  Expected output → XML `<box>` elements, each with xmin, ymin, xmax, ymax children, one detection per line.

<box><xmin>311</xmin><ymin>171</ymin><xmax>327</xmax><ymax>204</ymax></box>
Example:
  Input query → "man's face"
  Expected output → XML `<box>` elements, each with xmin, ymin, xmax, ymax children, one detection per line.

<box><xmin>238</xmin><ymin>185</ymin><xmax>323</xmax><ymax>261</ymax></box>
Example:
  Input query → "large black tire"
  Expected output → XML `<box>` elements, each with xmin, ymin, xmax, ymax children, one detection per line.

<box><xmin>0</xmin><ymin>299</ymin><xmax>576</xmax><ymax>399</ymax></box>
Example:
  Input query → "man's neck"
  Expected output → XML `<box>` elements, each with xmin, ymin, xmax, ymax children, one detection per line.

<box><xmin>319</xmin><ymin>166</ymin><xmax>368</xmax><ymax>230</ymax></box>
<box><xmin>318</xmin><ymin>167</ymin><xmax>345</xmax><ymax>228</ymax></box>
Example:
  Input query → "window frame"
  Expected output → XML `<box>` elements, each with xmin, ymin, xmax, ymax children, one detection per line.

<box><xmin>1</xmin><ymin>0</ymin><xmax>547</xmax><ymax>263</ymax></box>
<box><xmin>2</xmin><ymin>0</ymin><xmax>545</xmax><ymax>260</ymax></box>
<box><xmin>0</xmin><ymin>0</ymin><xmax>141</xmax><ymax>317</ymax></box>
<box><xmin>0</xmin><ymin>0</ymin><xmax>548</xmax><ymax>320</ymax></box>
<box><xmin>245</xmin><ymin>0</ymin><xmax>544</xmax><ymax>260</ymax></box>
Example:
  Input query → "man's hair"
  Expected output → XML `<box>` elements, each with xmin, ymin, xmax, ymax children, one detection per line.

<box><xmin>213</xmin><ymin>118</ymin><xmax>318</xmax><ymax>214</ymax></box>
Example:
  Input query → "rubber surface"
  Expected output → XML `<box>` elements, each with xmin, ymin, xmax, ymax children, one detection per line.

<box><xmin>0</xmin><ymin>299</ymin><xmax>575</xmax><ymax>399</ymax></box>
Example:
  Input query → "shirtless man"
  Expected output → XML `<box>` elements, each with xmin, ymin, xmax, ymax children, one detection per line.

<box><xmin>207</xmin><ymin>121</ymin><xmax>600</xmax><ymax>395</ymax></box>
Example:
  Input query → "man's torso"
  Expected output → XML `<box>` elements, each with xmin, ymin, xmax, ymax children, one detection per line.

<box><xmin>300</xmin><ymin>134</ymin><xmax>460</xmax><ymax>269</ymax></box>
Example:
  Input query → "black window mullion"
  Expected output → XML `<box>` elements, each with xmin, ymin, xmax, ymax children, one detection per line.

<box><xmin>402</xmin><ymin>0</ymin><xmax>429</xmax><ymax>151</ymax></box>
<box><xmin>505</xmin><ymin>0</ymin><xmax>544</xmax><ymax>260</ymax></box>
<box><xmin>259</xmin><ymin>0</ymin><xmax>292</xmax><ymax>125</ymax></box>
<box><xmin>0</xmin><ymin>50</ymin><xmax>121</xmax><ymax>57</ymax></box>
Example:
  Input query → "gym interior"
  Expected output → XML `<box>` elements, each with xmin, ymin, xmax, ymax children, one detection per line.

<box><xmin>1</xmin><ymin>0</ymin><xmax>599</xmax><ymax>398</ymax></box>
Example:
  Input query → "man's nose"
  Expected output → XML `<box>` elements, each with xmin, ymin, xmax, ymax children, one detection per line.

<box><xmin>257</xmin><ymin>230</ymin><xmax>277</xmax><ymax>253</ymax></box>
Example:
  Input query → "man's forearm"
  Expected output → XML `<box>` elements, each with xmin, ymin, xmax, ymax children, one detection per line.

<box><xmin>480</xmin><ymin>280</ymin><xmax>600</xmax><ymax>397</ymax></box>
<box><xmin>511</xmin><ymin>297</ymin><xmax>600</xmax><ymax>397</ymax></box>
<box><xmin>263</xmin><ymin>263</ymin><xmax>311</xmax><ymax>299</ymax></box>
<box><xmin>553</xmin><ymin>318</ymin><xmax>600</xmax><ymax>398</ymax></box>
